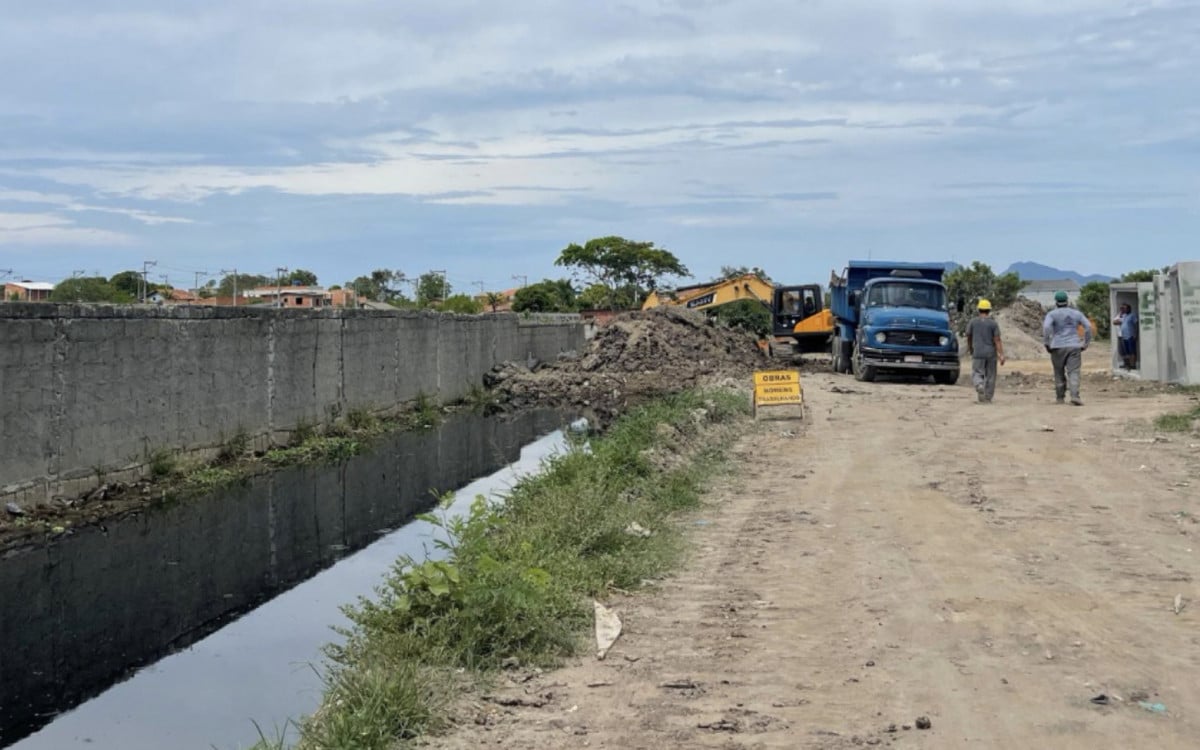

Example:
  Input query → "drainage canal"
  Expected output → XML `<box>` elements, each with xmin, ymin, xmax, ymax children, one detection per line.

<box><xmin>0</xmin><ymin>409</ymin><xmax>570</xmax><ymax>749</ymax></box>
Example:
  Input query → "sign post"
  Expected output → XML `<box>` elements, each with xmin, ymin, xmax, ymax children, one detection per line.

<box><xmin>752</xmin><ymin>369</ymin><xmax>803</xmax><ymax>419</ymax></box>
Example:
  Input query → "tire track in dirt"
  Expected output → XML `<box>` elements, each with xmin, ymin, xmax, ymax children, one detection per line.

<box><xmin>423</xmin><ymin>367</ymin><xmax>1199</xmax><ymax>749</ymax></box>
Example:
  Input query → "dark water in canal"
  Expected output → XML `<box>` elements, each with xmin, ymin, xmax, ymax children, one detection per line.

<box><xmin>0</xmin><ymin>409</ymin><xmax>569</xmax><ymax>750</ymax></box>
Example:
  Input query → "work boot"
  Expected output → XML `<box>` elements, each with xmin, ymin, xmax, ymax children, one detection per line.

<box><xmin>1070</xmin><ymin>397</ymin><xmax>1083</xmax><ymax>406</ymax></box>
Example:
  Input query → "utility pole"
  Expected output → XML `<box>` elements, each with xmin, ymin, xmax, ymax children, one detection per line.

<box><xmin>220</xmin><ymin>268</ymin><xmax>238</xmax><ymax>306</ymax></box>
<box><xmin>140</xmin><ymin>260</ymin><xmax>157</xmax><ymax>303</ymax></box>
<box><xmin>275</xmin><ymin>267</ymin><xmax>288</xmax><ymax>308</ymax></box>
<box><xmin>0</xmin><ymin>269</ymin><xmax>11</xmax><ymax>302</ymax></box>
<box><xmin>473</xmin><ymin>281</ymin><xmax>485</xmax><ymax>296</ymax></box>
<box><xmin>430</xmin><ymin>269</ymin><xmax>447</xmax><ymax>301</ymax></box>
<box><xmin>71</xmin><ymin>270</ymin><xmax>85</xmax><ymax>303</ymax></box>
<box><xmin>512</xmin><ymin>274</ymin><xmax>528</xmax><ymax>289</ymax></box>
<box><xmin>193</xmin><ymin>270</ymin><xmax>207</xmax><ymax>298</ymax></box>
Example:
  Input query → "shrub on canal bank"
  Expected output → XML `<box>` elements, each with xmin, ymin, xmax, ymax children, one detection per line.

<box><xmin>256</xmin><ymin>388</ymin><xmax>749</xmax><ymax>750</ymax></box>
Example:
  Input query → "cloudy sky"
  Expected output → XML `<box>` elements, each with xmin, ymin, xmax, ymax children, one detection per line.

<box><xmin>1</xmin><ymin>0</ymin><xmax>1196</xmax><ymax>292</ymax></box>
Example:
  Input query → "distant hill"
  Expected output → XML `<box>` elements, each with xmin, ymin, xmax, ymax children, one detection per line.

<box><xmin>1004</xmin><ymin>261</ymin><xmax>1113</xmax><ymax>285</ymax></box>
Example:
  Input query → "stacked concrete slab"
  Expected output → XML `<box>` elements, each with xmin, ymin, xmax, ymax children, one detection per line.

<box><xmin>1109</xmin><ymin>261</ymin><xmax>1200</xmax><ymax>385</ymax></box>
<box><xmin>0</xmin><ymin>305</ymin><xmax>584</xmax><ymax>504</ymax></box>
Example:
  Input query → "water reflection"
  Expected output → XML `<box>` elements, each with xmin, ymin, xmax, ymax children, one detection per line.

<box><xmin>1</xmin><ymin>410</ymin><xmax>566</xmax><ymax>749</ymax></box>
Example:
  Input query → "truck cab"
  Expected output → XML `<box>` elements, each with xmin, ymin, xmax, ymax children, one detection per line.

<box><xmin>830</xmin><ymin>262</ymin><xmax>960</xmax><ymax>383</ymax></box>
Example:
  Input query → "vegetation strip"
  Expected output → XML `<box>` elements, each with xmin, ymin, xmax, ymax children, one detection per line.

<box><xmin>251</xmin><ymin>388</ymin><xmax>749</xmax><ymax>749</ymax></box>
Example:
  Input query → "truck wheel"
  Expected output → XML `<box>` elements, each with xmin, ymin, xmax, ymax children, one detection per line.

<box><xmin>933</xmin><ymin>369</ymin><xmax>959</xmax><ymax>385</ymax></box>
<box><xmin>832</xmin><ymin>335</ymin><xmax>851</xmax><ymax>373</ymax></box>
<box><xmin>852</xmin><ymin>341</ymin><xmax>877</xmax><ymax>382</ymax></box>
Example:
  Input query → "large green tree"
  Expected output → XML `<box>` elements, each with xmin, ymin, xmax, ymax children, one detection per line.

<box><xmin>286</xmin><ymin>269</ymin><xmax>318</xmax><ymax>286</ymax></box>
<box><xmin>555</xmin><ymin>236</ymin><xmax>689</xmax><ymax>309</ymax></box>
<box><xmin>217</xmin><ymin>273</ymin><xmax>270</xmax><ymax>298</ymax></box>
<box><xmin>52</xmin><ymin>277</ymin><xmax>130</xmax><ymax>303</ymax></box>
<box><xmin>417</xmin><ymin>272</ymin><xmax>450</xmax><ymax>306</ymax></box>
<box><xmin>348</xmin><ymin>269</ymin><xmax>407</xmax><ymax>303</ymax></box>
<box><xmin>439</xmin><ymin>293</ymin><xmax>484</xmax><ymax>314</ymax></box>
<box><xmin>1119</xmin><ymin>268</ymin><xmax>1168</xmax><ymax>283</ymax></box>
<box><xmin>512</xmin><ymin>279</ymin><xmax>578</xmax><ymax>313</ymax></box>
<box><xmin>1076</xmin><ymin>281</ymin><xmax>1112</xmax><ymax>339</ymax></box>
<box><xmin>944</xmin><ymin>262</ymin><xmax>1022</xmax><ymax>311</ymax></box>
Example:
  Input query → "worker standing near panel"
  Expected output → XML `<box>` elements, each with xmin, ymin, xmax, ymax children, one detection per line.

<box><xmin>965</xmin><ymin>299</ymin><xmax>1005</xmax><ymax>403</ymax></box>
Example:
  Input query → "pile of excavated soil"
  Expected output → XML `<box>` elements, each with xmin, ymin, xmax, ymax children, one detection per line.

<box><xmin>998</xmin><ymin>296</ymin><xmax>1048</xmax><ymax>339</ymax></box>
<box><xmin>995</xmin><ymin>297</ymin><xmax>1049</xmax><ymax>361</ymax></box>
<box><xmin>487</xmin><ymin>307</ymin><xmax>765</xmax><ymax>422</ymax></box>
<box><xmin>957</xmin><ymin>297</ymin><xmax>1050</xmax><ymax>362</ymax></box>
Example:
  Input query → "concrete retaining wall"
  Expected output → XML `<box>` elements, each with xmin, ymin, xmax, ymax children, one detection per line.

<box><xmin>0</xmin><ymin>305</ymin><xmax>584</xmax><ymax>503</ymax></box>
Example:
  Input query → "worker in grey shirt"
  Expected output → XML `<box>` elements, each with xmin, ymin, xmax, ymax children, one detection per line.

<box><xmin>966</xmin><ymin>299</ymin><xmax>1005</xmax><ymax>402</ymax></box>
<box><xmin>1042</xmin><ymin>290</ymin><xmax>1093</xmax><ymax>405</ymax></box>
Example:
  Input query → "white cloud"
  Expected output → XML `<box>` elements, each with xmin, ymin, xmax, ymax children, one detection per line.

<box><xmin>0</xmin><ymin>211</ymin><xmax>132</xmax><ymax>245</ymax></box>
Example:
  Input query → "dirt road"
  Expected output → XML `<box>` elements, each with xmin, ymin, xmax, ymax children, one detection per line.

<box><xmin>428</xmin><ymin>351</ymin><xmax>1200</xmax><ymax>749</ymax></box>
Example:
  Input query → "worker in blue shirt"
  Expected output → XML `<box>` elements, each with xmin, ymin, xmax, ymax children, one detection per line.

<box><xmin>1042</xmin><ymin>291</ymin><xmax>1092</xmax><ymax>406</ymax></box>
<box><xmin>1112</xmin><ymin>303</ymin><xmax>1139</xmax><ymax>370</ymax></box>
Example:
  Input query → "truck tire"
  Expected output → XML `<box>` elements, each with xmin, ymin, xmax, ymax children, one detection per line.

<box><xmin>852</xmin><ymin>341</ymin><xmax>877</xmax><ymax>382</ymax></box>
<box><xmin>933</xmin><ymin>369</ymin><xmax>960</xmax><ymax>385</ymax></box>
<box><xmin>832</xmin><ymin>335</ymin><xmax>852</xmax><ymax>374</ymax></box>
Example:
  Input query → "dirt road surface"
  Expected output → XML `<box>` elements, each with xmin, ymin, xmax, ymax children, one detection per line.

<box><xmin>427</xmin><ymin>349</ymin><xmax>1200</xmax><ymax>749</ymax></box>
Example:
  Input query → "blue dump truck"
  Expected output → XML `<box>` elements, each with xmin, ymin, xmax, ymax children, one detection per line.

<box><xmin>829</xmin><ymin>261</ymin><xmax>960</xmax><ymax>384</ymax></box>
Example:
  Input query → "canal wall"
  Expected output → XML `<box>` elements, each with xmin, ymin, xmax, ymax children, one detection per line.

<box><xmin>0</xmin><ymin>305</ymin><xmax>584</xmax><ymax>503</ymax></box>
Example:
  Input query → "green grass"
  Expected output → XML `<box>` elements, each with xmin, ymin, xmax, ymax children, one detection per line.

<box><xmin>1155</xmin><ymin>404</ymin><xmax>1200</xmax><ymax>432</ymax></box>
<box><xmin>264</xmin><ymin>437</ymin><xmax>363</xmax><ymax>467</ymax></box>
<box><xmin>147</xmin><ymin>448</ymin><xmax>179</xmax><ymax>479</ymax></box>
<box><xmin>251</xmin><ymin>389</ymin><xmax>748</xmax><ymax>750</ymax></box>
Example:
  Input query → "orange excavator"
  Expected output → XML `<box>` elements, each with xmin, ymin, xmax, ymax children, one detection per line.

<box><xmin>642</xmin><ymin>273</ymin><xmax>833</xmax><ymax>355</ymax></box>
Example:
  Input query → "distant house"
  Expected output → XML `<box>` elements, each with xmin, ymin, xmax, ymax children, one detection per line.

<box><xmin>475</xmin><ymin>288</ymin><xmax>517</xmax><ymax>312</ymax></box>
<box><xmin>148</xmin><ymin>289</ymin><xmax>202</xmax><ymax>305</ymax></box>
<box><xmin>243</xmin><ymin>285</ymin><xmax>359</xmax><ymax>309</ymax></box>
<box><xmin>4</xmin><ymin>281</ymin><xmax>54</xmax><ymax>302</ymax></box>
<box><xmin>1020</xmin><ymin>279</ymin><xmax>1081</xmax><ymax>307</ymax></box>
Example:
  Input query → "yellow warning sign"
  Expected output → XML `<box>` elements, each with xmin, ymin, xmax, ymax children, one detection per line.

<box><xmin>753</xmin><ymin>369</ymin><xmax>803</xmax><ymax>409</ymax></box>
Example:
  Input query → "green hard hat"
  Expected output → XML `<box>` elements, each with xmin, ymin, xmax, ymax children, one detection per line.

<box><xmin>1054</xmin><ymin>290</ymin><xmax>1069</xmax><ymax>303</ymax></box>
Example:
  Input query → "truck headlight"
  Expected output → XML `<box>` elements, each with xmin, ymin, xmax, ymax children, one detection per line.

<box><xmin>939</xmin><ymin>335</ymin><xmax>949</xmax><ymax>346</ymax></box>
<box><xmin>874</xmin><ymin>331</ymin><xmax>886</xmax><ymax>344</ymax></box>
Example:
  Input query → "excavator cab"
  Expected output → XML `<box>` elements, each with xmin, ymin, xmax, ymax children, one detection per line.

<box><xmin>771</xmin><ymin>284</ymin><xmax>833</xmax><ymax>354</ymax></box>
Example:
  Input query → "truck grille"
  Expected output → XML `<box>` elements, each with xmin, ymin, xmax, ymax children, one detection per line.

<box><xmin>883</xmin><ymin>330</ymin><xmax>942</xmax><ymax>346</ymax></box>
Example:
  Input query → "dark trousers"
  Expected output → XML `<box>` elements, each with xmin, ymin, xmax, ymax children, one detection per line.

<box><xmin>1051</xmin><ymin>347</ymin><xmax>1082</xmax><ymax>400</ymax></box>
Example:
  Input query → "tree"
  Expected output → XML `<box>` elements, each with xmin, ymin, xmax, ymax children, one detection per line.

<box><xmin>1119</xmin><ymin>269</ymin><xmax>1162</xmax><ymax>283</ymax></box>
<box><xmin>512</xmin><ymin>279</ymin><xmax>578</xmax><ymax>313</ymax></box>
<box><xmin>440</xmin><ymin>293</ymin><xmax>484</xmax><ymax>314</ymax></box>
<box><xmin>944</xmin><ymin>261</ymin><xmax>1022</xmax><ymax>310</ymax></box>
<box><xmin>217</xmin><ymin>273</ymin><xmax>270</xmax><ymax>298</ymax></box>
<box><xmin>1076</xmin><ymin>281</ymin><xmax>1112</xmax><ymax>339</ymax></box>
<box><xmin>719</xmin><ymin>265</ymin><xmax>772</xmax><ymax>282</ymax></box>
<box><xmin>417</xmin><ymin>272</ymin><xmax>450</xmax><ymax>306</ymax></box>
<box><xmin>713</xmin><ymin>299</ymin><xmax>771</xmax><ymax>337</ymax></box>
<box><xmin>109</xmin><ymin>270</ymin><xmax>144</xmax><ymax>299</ymax></box>
<box><xmin>943</xmin><ymin>261</ymin><xmax>1021</xmax><ymax>333</ymax></box>
<box><xmin>286</xmin><ymin>269</ymin><xmax>318</xmax><ymax>286</ymax></box>
<box><xmin>484</xmin><ymin>291</ymin><xmax>505</xmax><ymax>312</ymax></box>
<box><xmin>577</xmin><ymin>282</ymin><xmax>634</xmax><ymax>310</ymax></box>
<box><xmin>348</xmin><ymin>269</ymin><xmax>406</xmax><ymax>303</ymax></box>
<box><xmin>555</xmin><ymin>236</ymin><xmax>689</xmax><ymax>309</ymax></box>
<box><xmin>51</xmin><ymin>277</ymin><xmax>129</xmax><ymax>303</ymax></box>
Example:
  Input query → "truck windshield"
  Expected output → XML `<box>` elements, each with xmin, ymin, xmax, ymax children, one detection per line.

<box><xmin>865</xmin><ymin>282</ymin><xmax>946</xmax><ymax>310</ymax></box>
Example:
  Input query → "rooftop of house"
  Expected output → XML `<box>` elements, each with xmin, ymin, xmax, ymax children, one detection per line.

<box><xmin>1021</xmin><ymin>278</ymin><xmax>1081</xmax><ymax>292</ymax></box>
<box><xmin>6</xmin><ymin>280</ymin><xmax>55</xmax><ymax>291</ymax></box>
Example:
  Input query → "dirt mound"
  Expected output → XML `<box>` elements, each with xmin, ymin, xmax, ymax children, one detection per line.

<box><xmin>998</xmin><ymin>296</ymin><xmax>1047</xmax><ymax>339</ymax></box>
<box><xmin>487</xmin><ymin>307</ymin><xmax>764</xmax><ymax>422</ymax></box>
<box><xmin>995</xmin><ymin>297</ymin><xmax>1049</xmax><ymax>361</ymax></box>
